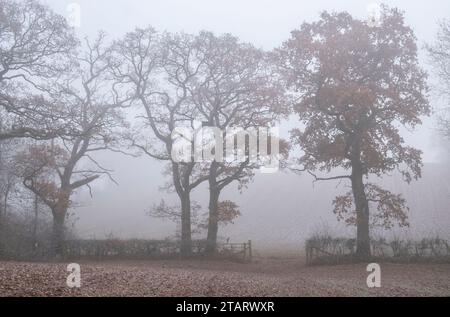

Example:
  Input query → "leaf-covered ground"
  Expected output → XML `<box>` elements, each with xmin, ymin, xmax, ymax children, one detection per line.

<box><xmin>0</xmin><ymin>258</ymin><xmax>449</xmax><ymax>296</ymax></box>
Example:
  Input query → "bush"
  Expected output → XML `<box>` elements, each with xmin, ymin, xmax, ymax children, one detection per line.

<box><xmin>305</xmin><ymin>234</ymin><xmax>450</xmax><ymax>265</ymax></box>
<box><xmin>0</xmin><ymin>211</ymin><xmax>76</xmax><ymax>260</ymax></box>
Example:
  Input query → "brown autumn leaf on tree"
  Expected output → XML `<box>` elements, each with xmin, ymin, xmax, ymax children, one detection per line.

<box><xmin>275</xmin><ymin>6</ymin><xmax>430</xmax><ymax>259</ymax></box>
<box><xmin>215</xmin><ymin>200</ymin><xmax>241</xmax><ymax>225</ymax></box>
<box><xmin>15</xmin><ymin>144</ymin><xmax>70</xmax><ymax>208</ymax></box>
<box><xmin>333</xmin><ymin>183</ymin><xmax>409</xmax><ymax>229</ymax></box>
<box><xmin>197</xmin><ymin>200</ymin><xmax>241</xmax><ymax>230</ymax></box>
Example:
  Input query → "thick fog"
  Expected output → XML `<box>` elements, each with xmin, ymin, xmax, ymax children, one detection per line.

<box><xmin>39</xmin><ymin>0</ymin><xmax>450</xmax><ymax>252</ymax></box>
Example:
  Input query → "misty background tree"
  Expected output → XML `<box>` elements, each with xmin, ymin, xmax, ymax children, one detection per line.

<box><xmin>0</xmin><ymin>0</ymin><xmax>77</xmax><ymax>141</ymax></box>
<box><xmin>276</xmin><ymin>7</ymin><xmax>430</xmax><ymax>259</ymax></box>
<box><xmin>427</xmin><ymin>19</ymin><xmax>450</xmax><ymax>144</ymax></box>
<box><xmin>0</xmin><ymin>137</ymin><xmax>19</xmax><ymax>218</ymax></box>
<box><xmin>15</xmin><ymin>34</ymin><xmax>128</xmax><ymax>257</ymax></box>
<box><xmin>0</xmin><ymin>0</ymin><xmax>77</xmax><ymax>258</ymax></box>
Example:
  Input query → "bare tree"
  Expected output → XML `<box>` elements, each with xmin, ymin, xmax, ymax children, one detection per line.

<box><xmin>112</xmin><ymin>28</ymin><xmax>210</xmax><ymax>256</ymax></box>
<box><xmin>15</xmin><ymin>34</ymin><xmax>127</xmax><ymax>257</ymax></box>
<box><xmin>275</xmin><ymin>7</ymin><xmax>429</xmax><ymax>259</ymax></box>
<box><xmin>190</xmin><ymin>32</ymin><xmax>286</xmax><ymax>253</ymax></box>
<box><xmin>0</xmin><ymin>0</ymin><xmax>77</xmax><ymax>141</ymax></box>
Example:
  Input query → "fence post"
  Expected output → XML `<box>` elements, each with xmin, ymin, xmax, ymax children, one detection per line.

<box><xmin>247</xmin><ymin>240</ymin><xmax>252</xmax><ymax>262</ymax></box>
<box><xmin>306</xmin><ymin>245</ymin><xmax>310</xmax><ymax>265</ymax></box>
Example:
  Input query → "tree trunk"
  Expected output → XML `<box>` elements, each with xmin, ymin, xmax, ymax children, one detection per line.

<box><xmin>0</xmin><ymin>188</ymin><xmax>9</xmax><ymax>258</ymax></box>
<box><xmin>32</xmin><ymin>194</ymin><xmax>39</xmax><ymax>253</ymax></box>
<box><xmin>180</xmin><ymin>192</ymin><xmax>192</xmax><ymax>257</ymax></box>
<box><xmin>3</xmin><ymin>187</ymin><xmax>8</xmax><ymax>218</ymax></box>
<box><xmin>351</xmin><ymin>164</ymin><xmax>371</xmax><ymax>260</ymax></box>
<box><xmin>51</xmin><ymin>194</ymin><xmax>69</xmax><ymax>259</ymax></box>
<box><xmin>0</xmin><ymin>196</ymin><xmax>3</xmax><ymax>258</ymax></box>
<box><xmin>51</xmin><ymin>213</ymin><xmax>65</xmax><ymax>259</ymax></box>
<box><xmin>206</xmin><ymin>188</ymin><xmax>220</xmax><ymax>254</ymax></box>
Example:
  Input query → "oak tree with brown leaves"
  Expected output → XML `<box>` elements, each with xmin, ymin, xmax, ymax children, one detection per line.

<box><xmin>276</xmin><ymin>7</ymin><xmax>430</xmax><ymax>258</ymax></box>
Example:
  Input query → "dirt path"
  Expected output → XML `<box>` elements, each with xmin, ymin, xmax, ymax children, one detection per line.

<box><xmin>0</xmin><ymin>258</ymin><xmax>449</xmax><ymax>296</ymax></box>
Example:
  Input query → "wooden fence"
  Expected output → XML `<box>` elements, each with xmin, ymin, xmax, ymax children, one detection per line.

<box><xmin>216</xmin><ymin>240</ymin><xmax>252</xmax><ymax>262</ymax></box>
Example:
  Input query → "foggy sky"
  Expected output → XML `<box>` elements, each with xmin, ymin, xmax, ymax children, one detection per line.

<box><xmin>37</xmin><ymin>0</ymin><xmax>450</xmax><ymax>250</ymax></box>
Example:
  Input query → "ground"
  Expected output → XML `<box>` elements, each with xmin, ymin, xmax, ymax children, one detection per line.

<box><xmin>0</xmin><ymin>257</ymin><xmax>449</xmax><ymax>296</ymax></box>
